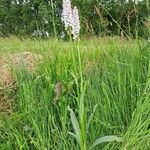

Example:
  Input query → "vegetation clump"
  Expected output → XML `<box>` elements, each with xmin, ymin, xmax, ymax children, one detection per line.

<box><xmin>0</xmin><ymin>37</ymin><xmax>149</xmax><ymax>149</ymax></box>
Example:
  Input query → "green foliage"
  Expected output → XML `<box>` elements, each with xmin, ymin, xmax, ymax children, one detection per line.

<box><xmin>0</xmin><ymin>37</ymin><xmax>149</xmax><ymax>149</ymax></box>
<box><xmin>0</xmin><ymin>0</ymin><xmax>149</xmax><ymax>38</ymax></box>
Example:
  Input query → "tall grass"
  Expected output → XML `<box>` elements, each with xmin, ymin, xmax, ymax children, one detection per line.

<box><xmin>0</xmin><ymin>37</ymin><xmax>149</xmax><ymax>149</ymax></box>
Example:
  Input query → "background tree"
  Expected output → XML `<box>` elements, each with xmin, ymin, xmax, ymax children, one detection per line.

<box><xmin>0</xmin><ymin>0</ymin><xmax>149</xmax><ymax>38</ymax></box>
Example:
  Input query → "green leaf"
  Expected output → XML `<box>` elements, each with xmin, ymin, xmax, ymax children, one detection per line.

<box><xmin>87</xmin><ymin>104</ymin><xmax>98</xmax><ymax>133</ymax></box>
<box><xmin>79</xmin><ymin>82</ymin><xmax>86</xmax><ymax>121</ymax></box>
<box><xmin>68</xmin><ymin>107</ymin><xmax>81</xmax><ymax>144</ymax></box>
<box><xmin>90</xmin><ymin>135</ymin><xmax>123</xmax><ymax>149</ymax></box>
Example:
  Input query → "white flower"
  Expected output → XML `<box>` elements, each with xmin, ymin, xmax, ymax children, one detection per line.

<box><xmin>72</xmin><ymin>7</ymin><xmax>80</xmax><ymax>39</ymax></box>
<box><xmin>62</xmin><ymin>0</ymin><xmax>73</xmax><ymax>30</ymax></box>
<box><xmin>62</xmin><ymin>0</ymin><xmax>80</xmax><ymax>39</ymax></box>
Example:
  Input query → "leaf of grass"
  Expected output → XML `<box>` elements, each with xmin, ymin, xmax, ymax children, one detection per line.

<box><xmin>87</xmin><ymin>104</ymin><xmax>98</xmax><ymax>133</ymax></box>
<box><xmin>68</xmin><ymin>107</ymin><xmax>81</xmax><ymax>144</ymax></box>
<box><xmin>90</xmin><ymin>135</ymin><xmax>123</xmax><ymax>149</ymax></box>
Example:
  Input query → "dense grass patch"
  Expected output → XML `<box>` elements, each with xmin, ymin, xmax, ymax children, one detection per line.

<box><xmin>0</xmin><ymin>37</ymin><xmax>150</xmax><ymax>150</ymax></box>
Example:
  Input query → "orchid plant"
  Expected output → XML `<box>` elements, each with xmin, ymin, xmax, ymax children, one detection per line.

<box><xmin>62</xmin><ymin>0</ymin><xmax>80</xmax><ymax>40</ymax></box>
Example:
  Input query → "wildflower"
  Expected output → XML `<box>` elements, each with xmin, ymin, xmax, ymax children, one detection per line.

<box><xmin>72</xmin><ymin>7</ymin><xmax>80</xmax><ymax>39</ymax></box>
<box><xmin>62</xmin><ymin>0</ymin><xmax>73</xmax><ymax>30</ymax></box>
<box><xmin>62</xmin><ymin>0</ymin><xmax>80</xmax><ymax>40</ymax></box>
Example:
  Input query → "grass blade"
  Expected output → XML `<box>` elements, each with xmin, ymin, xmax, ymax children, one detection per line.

<box><xmin>87</xmin><ymin>104</ymin><xmax>98</xmax><ymax>133</ymax></box>
<box><xmin>90</xmin><ymin>135</ymin><xmax>123</xmax><ymax>149</ymax></box>
<box><xmin>68</xmin><ymin>107</ymin><xmax>81</xmax><ymax>144</ymax></box>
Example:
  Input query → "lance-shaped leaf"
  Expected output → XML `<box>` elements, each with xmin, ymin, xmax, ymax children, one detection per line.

<box><xmin>90</xmin><ymin>135</ymin><xmax>123</xmax><ymax>149</ymax></box>
<box><xmin>68</xmin><ymin>107</ymin><xmax>81</xmax><ymax>144</ymax></box>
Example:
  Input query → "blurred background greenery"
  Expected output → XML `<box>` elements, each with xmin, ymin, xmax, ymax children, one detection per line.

<box><xmin>0</xmin><ymin>0</ymin><xmax>149</xmax><ymax>39</ymax></box>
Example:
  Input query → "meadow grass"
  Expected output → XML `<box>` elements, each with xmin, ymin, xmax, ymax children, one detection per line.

<box><xmin>0</xmin><ymin>37</ymin><xmax>150</xmax><ymax>150</ymax></box>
